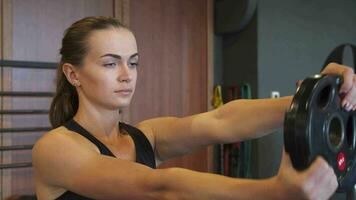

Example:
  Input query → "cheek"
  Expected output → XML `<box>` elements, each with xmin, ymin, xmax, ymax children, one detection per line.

<box><xmin>81</xmin><ymin>70</ymin><xmax>113</xmax><ymax>92</ymax></box>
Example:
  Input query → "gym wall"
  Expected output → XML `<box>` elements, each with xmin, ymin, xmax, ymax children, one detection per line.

<box><xmin>216</xmin><ymin>0</ymin><xmax>356</xmax><ymax>199</ymax></box>
<box><xmin>0</xmin><ymin>0</ymin><xmax>213</xmax><ymax>197</ymax></box>
<box><xmin>257</xmin><ymin>0</ymin><xmax>356</xmax><ymax>182</ymax></box>
<box><xmin>0</xmin><ymin>0</ymin><xmax>117</xmax><ymax>197</ymax></box>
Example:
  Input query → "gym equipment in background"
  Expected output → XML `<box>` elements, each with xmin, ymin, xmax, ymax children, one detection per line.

<box><xmin>213</xmin><ymin>84</ymin><xmax>253</xmax><ymax>178</ymax></box>
<box><xmin>323</xmin><ymin>43</ymin><xmax>356</xmax><ymax>71</ymax></box>
<box><xmin>215</xmin><ymin>0</ymin><xmax>257</xmax><ymax>35</ymax></box>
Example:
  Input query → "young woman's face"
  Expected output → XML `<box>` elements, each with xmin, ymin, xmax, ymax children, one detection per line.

<box><xmin>77</xmin><ymin>27</ymin><xmax>138</xmax><ymax>110</ymax></box>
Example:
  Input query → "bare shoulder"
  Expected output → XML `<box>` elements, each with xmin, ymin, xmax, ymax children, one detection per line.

<box><xmin>32</xmin><ymin>127</ymin><xmax>73</xmax><ymax>161</ymax></box>
<box><xmin>33</xmin><ymin>126</ymin><xmax>97</xmax><ymax>159</ymax></box>
<box><xmin>32</xmin><ymin>126</ymin><xmax>98</xmax><ymax>185</ymax></box>
<box><xmin>135</xmin><ymin>120</ymin><xmax>156</xmax><ymax>147</ymax></box>
<box><xmin>33</xmin><ymin>126</ymin><xmax>76</xmax><ymax>150</ymax></box>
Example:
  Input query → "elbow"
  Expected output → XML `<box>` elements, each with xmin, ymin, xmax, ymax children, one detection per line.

<box><xmin>207</xmin><ymin>111</ymin><xmax>230</xmax><ymax>144</ymax></box>
<box><xmin>212</xmin><ymin>100</ymin><xmax>252</xmax><ymax>143</ymax></box>
<box><xmin>143</xmin><ymin>168</ymin><xmax>187</xmax><ymax>200</ymax></box>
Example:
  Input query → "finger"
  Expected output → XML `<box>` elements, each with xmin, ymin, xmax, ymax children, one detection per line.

<box><xmin>321</xmin><ymin>63</ymin><xmax>343</xmax><ymax>74</ymax></box>
<box><xmin>320</xmin><ymin>166</ymin><xmax>337</xmax><ymax>199</ymax></box>
<box><xmin>319</xmin><ymin>167</ymin><xmax>337</xmax><ymax>200</ymax></box>
<box><xmin>300</xmin><ymin>160</ymin><xmax>328</xmax><ymax>198</ymax></box>
<box><xmin>341</xmin><ymin>75</ymin><xmax>356</xmax><ymax>108</ymax></box>
<box><xmin>308</xmin><ymin>164</ymin><xmax>336</xmax><ymax>200</ymax></box>
<box><xmin>328</xmin><ymin>166</ymin><xmax>338</xmax><ymax>192</ymax></box>
<box><xmin>321</xmin><ymin>63</ymin><xmax>354</xmax><ymax>95</ymax></box>
<box><xmin>342</xmin><ymin>101</ymin><xmax>353</xmax><ymax>112</ymax></box>
<box><xmin>339</xmin><ymin>68</ymin><xmax>354</xmax><ymax>94</ymax></box>
<box><xmin>321</xmin><ymin>63</ymin><xmax>352</xmax><ymax>75</ymax></box>
<box><xmin>303</xmin><ymin>157</ymin><xmax>329</xmax><ymax>180</ymax></box>
<box><xmin>296</xmin><ymin>80</ymin><xmax>303</xmax><ymax>87</ymax></box>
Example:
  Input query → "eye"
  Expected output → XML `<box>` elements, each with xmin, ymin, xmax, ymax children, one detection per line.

<box><xmin>103</xmin><ymin>63</ymin><xmax>117</xmax><ymax>68</ymax></box>
<box><xmin>129</xmin><ymin>62</ymin><xmax>139</xmax><ymax>68</ymax></box>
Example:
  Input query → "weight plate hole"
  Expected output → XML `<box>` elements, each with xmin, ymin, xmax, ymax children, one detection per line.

<box><xmin>346</xmin><ymin>115</ymin><xmax>355</xmax><ymax>149</ymax></box>
<box><xmin>328</xmin><ymin>116</ymin><xmax>343</xmax><ymax>149</ymax></box>
<box><xmin>317</xmin><ymin>85</ymin><xmax>332</xmax><ymax>109</ymax></box>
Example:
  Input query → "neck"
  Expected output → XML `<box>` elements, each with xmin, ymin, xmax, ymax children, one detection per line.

<box><xmin>73</xmin><ymin>99</ymin><xmax>122</xmax><ymax>139</ymax></box>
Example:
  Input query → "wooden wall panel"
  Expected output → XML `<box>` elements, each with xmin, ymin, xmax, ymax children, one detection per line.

<box><xmin>114</xmin><ymin>0</ymin><xmax>130</xmax><ymax>26</ymax></box>
<box><xmin>0</xmin><ymin>1</ymin><xmax>3</xmax><ymax>198</ymax></box>
<box><xmin>3</xmin><ymin>0</ymin><xmax>116</xmax><ymax>197</ymax></box>
<box><xmin>0</xmin><ymin>0</ymin><xmax>2</xmax><ymax>57</ymax></box>
<box><xmin>1</xmin><ymin>0</ymin><xmax>14</xmax><ymax>198</ymax></box>
<box><xmin>129</xmin><ymin>0</ymin><xmax>210</xmax><ymax>171</ymax></box>
<box><xmin>1</xmin><ymin>0</ymin><xmax>212</xmax><ymax>197</ymax></box>
<box><xmin>11</xmin><ymin>0</ymin><xmax>114</xmax><ymax>62</ymax></box>
<box><xmin>207</xmin><ymin>0</ymin><xmax>215</xmax><ymax>172</ymax></box>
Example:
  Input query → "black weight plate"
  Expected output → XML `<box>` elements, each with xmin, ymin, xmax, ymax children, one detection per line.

<box><xmin>284</xmin><ymin>74</ymin><xmax>356</xmax><ymax>192</ymax></box>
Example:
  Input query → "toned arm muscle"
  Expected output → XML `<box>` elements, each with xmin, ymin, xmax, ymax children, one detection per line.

<box><xmin>213</xmin><ymin>96</ymin><xmax>293</xmax><ymax>142</ymax></box>
<box><xmin>138</xmin><ymin>96</ymin><xmax>292</xmax><ymax>161</ymax></box>
<box><xmin>32</xmin><ymin>131</ymin><xmax>287</xmax><ymax>200</ymax></box>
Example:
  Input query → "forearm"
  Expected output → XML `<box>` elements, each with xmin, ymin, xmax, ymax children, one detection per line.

<box><xmin>214</xmin><ymin>96</ymin><xmax>293</xmax><ymax>142</ymax></box>
<box><xmin>153</xmin><ymin>167</ymin><xmax>283</xmax><ymax>200</ymax></box>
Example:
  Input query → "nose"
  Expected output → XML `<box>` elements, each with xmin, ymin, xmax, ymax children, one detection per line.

<box><xmin>118</xmin><ymin>63</ymin><xmax>132</xmax><ymax>83</ymax></box>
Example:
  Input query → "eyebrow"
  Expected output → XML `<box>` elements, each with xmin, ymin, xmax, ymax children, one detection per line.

<box><xmin>100</xmin><ymin>53</ymin><xmax>139</xmax><ymax>59</ymax></box>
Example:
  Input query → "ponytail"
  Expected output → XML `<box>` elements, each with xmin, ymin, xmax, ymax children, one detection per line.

<box><xmin>49</xmin><ymin>62</ymin><xmax>78</xmax><ymax>128</ymax></box>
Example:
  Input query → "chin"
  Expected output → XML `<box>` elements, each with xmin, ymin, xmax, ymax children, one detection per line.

<box><xmin>105</xmin><ymin>96</ymin><xmax>133</xmax><ymax>110</ymax></box>
<box><xmin>113</xmin><ymin>100</ymin><xmax>131</xmax><ymax>109</ymax></box>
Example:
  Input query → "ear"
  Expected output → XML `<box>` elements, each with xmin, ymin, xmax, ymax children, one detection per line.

<box><xmin>62</xmin><ymin>63</ymin><xmax>81</xmax><ymax>87</ymax></box>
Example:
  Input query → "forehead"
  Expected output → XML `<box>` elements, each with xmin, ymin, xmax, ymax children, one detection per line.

<box><xmin>87</xmin><ymin>28</ymin><xmax>138</xmax><ymax>57</ymax></box>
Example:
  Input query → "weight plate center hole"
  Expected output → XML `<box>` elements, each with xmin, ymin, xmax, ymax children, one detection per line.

<box><xmin>328</xmin><ymin>116</ymin><xmax>344</xmax><ymax>150</ymax></box>
<box><xmin>317</xmin><ymin>85</ymin><xmax>332</xmax><ymax>109</ymax></box>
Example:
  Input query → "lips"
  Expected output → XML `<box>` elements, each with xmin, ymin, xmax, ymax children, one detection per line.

<box><xmin>115</xmin><ymin>89</ymin><xmax>133</xmax><ymax>95</ymax></box>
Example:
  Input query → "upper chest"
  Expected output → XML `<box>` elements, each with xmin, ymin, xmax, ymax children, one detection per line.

<box><xmin>99</xmin><ymin>134</ymin><xmax>137</xmax><ymax>161</ymax></box>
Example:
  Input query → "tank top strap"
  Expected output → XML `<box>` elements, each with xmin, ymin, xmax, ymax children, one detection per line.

<box><xmin>64</xmin><ymin>119</ymin><xmax>115</xmax><ymax>157</ymax></box>
<box><xmin>119</xmin><ymin>122</ymin><xmax>156</xmax><ymax>169</ymax></box>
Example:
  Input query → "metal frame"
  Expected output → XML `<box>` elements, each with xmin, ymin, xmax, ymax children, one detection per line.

<box><xmin>0</xmin><ymin>109</ymin><xmax>49</xmax><ymax>115</ymax></box>
<box><xmin>0</xmin><ymin>59</ymin><xmax>57</xmax><ymax>69</ymax></box>
<box><xmin>0</xmin><ymin>163</ymin><xmax>32</xmax><ymax>169</ymax></box>
<box><xmin>0</xmin><ymin>127</ymin><xmax>50</xmax><ymax>133</ymax></box>
<box><xmin>0</xmin><ymin>59</ymin><xmax>56</xmax><ymax>169</ymax></box>
<box><xmin>0</xmin><ymin>145</ymin><xmax>33</xmax><ymax>151</ymax></box>
<box><xmin>0</xmin><ymin>91</ymin><xmax>54</xmax><ymax>97</ymax></box>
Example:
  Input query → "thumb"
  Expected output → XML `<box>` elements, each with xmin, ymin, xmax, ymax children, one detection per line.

<box><xmin>302</xmin><ymin>156</ymin><xmax>330</xmax><ymax>180</ymax></box>
<box><xmin>278</xmin><ymin>149</ymin><xmax>295</xmax><ymax>174</ymax></box>
<box><xmin>281</xmin><ymin>150</ymin><xmax>293</xmax><ymax>166</ymax></box>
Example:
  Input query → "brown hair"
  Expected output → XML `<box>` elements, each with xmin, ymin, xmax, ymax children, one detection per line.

<box><xmin>50</xmin><ymin>16</ymin><xmax>126</xmax><ymax>128</ymax></box>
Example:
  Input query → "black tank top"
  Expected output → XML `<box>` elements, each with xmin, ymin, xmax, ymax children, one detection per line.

<box><xmin>55</xmin><ymin>119</ymin><xmax>156</xmax><ymax>200</ymax></box>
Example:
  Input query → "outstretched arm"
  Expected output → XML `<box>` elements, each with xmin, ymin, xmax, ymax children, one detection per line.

<box><xmin>138</xmin><ymin>96</ymin><xmax>292</xmax><ymax>161</ymax></box>
<box><xmin>33</xmin><ymin>130</ymin><xmax>337</xmax><ymax>200</ymax></box>
<box><xmin>138</xmin><ymin>63</ymin><xmax>355</xmax><ymax>162</ymax></box>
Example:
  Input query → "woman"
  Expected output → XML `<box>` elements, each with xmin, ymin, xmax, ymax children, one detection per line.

<box><xmin>32</xmin><ymin>16</ymin><xmax>356</xmax><ymax>200</ymax></box>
